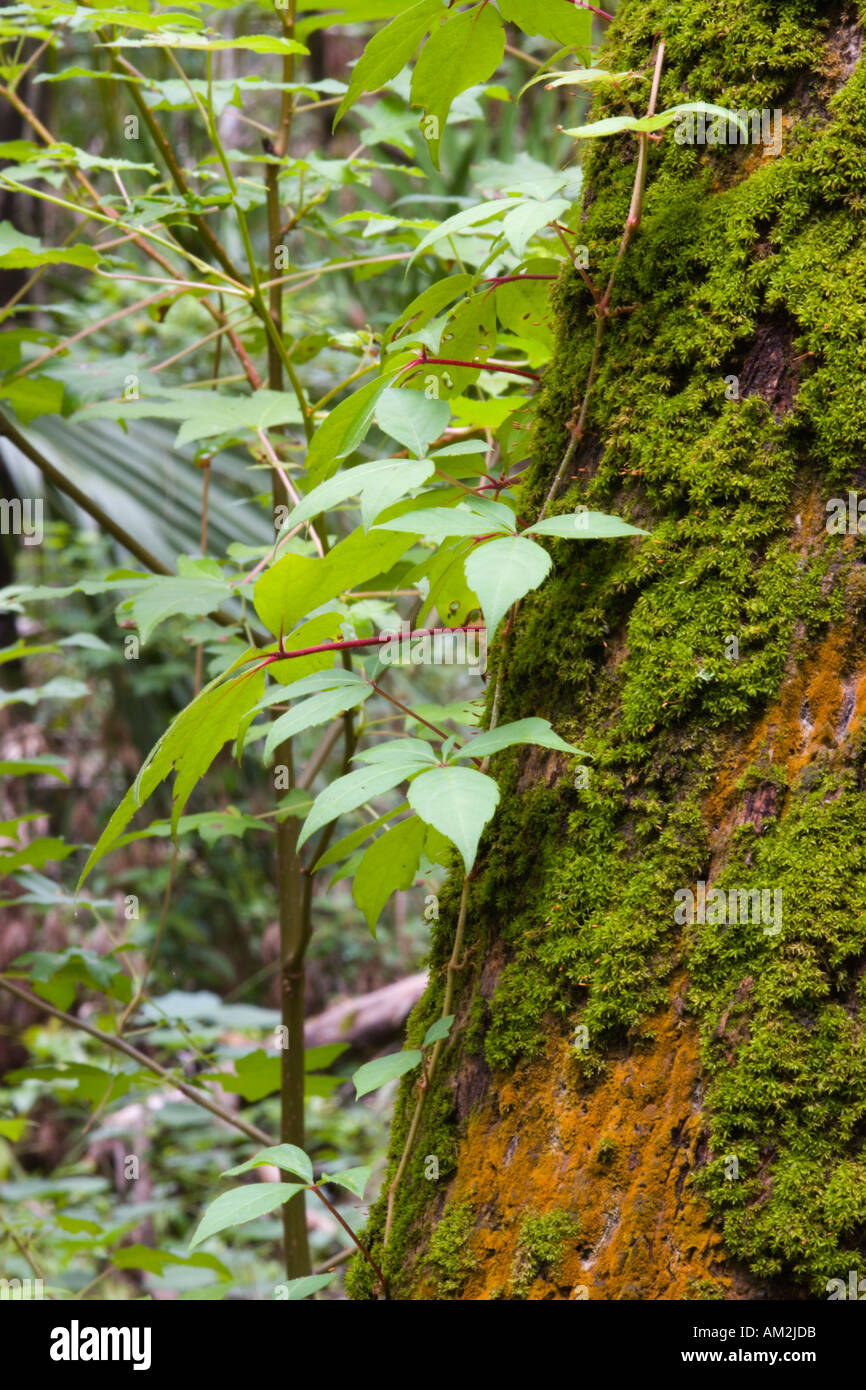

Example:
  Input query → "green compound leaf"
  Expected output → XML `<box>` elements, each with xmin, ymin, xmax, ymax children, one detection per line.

<box><xmin>275</xmin><ymin>1273</ymin><xmax>336</xmax><ymax>1300</ymax></box>
<box><xmin>77</xmin><ymin>662</ymin><xmax>265</xmax><ymax>889</ymax></box>
<box><xmin>254</xmin><ymin>527</ymin><xmax>413</xmax><ymax>636</ymax></box>
<box><xmin>496</xmin><ymin>0</ymin><xmax>592</xmax><ymax>49</ymax></box>
<box><xmin>563</xmin><ymin>103</ymin><xmax>749</xmax><ymax>141</ymax></box>
<box><xmin>410</xmin><ymin>3</ymin><xmax>505</xmax><ymax>168</ymax></box>
<box><xmin>423</xmin><ymin>1014</ymin><xmax>455</xmax><ymax>1047</ymax></box>
<box><xmin>0</xmin><ymin>221</ymin><xmax>101</xmax><ymax>269</ymax></box>
<box><xmin>321</xmin><ymin>1165</ymin><xmax>372</xmax><ymax>1199</ymax></box>
<box><xmin>375</xmin><ymin>387</ymin><xmax>450</xmax><ymax>458</ymax></box>
<box><xmin>281</xmin><ymin>457</ymin><xmax>434</xmax><ymax>533</ymax></box>
<box><xmin>263</xmin><ymin>682</ymin><xmax>373</xmax><ymax>763</ymax></box>
<box><xmin>297</xmin><ymin>763</ymin><xmax>422</xmax><ymax>853</ymax></box>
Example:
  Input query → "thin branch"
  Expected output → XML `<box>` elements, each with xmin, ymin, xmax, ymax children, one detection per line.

<box><xmin>0</xmin><ymin>976</ymin><xmax>273</xmax><ymax>1146</ymax></box>
<box><xmin>542</xmin><ymin>39</ymin><xmax>666</xmax><ymax>514</ymax></box>
<box><xmin>0</xmin><ymin>1217</ymin><xmax>54</xmax><ymax>1297</ymax></box>
<box><xmin>262</xmin><ymin>625</ymin><xmax>486</xmax><ymax>665</ymax></box>
<box><xmin>0</xmin><ymin>976</ymin><xmax>384</xmax><ymax>1284</ymax></box>
<box><xmin>384</xmin><ymin>875</ymin><xmax>470</xmax><ymax>1247</ymax></box>
<box><xmin>0</xmin><ymin>412</ymin><xmax>172</xmax><ymax>575</ymax></box>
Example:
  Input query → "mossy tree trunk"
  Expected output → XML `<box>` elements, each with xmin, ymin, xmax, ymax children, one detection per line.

<box><xmin>351</xmin><ymin>0</ymin><xmax>866</xmax><ymax>1300</ymax></box>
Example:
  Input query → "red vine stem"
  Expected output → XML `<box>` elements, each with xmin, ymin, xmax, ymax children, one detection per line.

<box><xmin>263</xmin><ymin>625</ymin><xmax>486</xmax><ymax>664</ymax></box>
<box><xmin>574</xmin><ymin>1</ymin><xmax>614</xmax><ymax>19</ymax></box>
<box><xmin>401</xmin><ymin>354</ymin><xmax>540</xmax><ymax>382</ymax></box>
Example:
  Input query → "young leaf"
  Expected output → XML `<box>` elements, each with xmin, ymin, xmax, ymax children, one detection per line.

<box><xmin>464</xmin><ymin>535</ymin><xmax>551</xmax><ymax>640</ymax></box>
<box><xmin>423</xmin><ymin>1014</ymin><xmax>455</xmax><ymax>1047</ymax></box>
<box><xmin>221</xmin><ymin>1144</ymin><xmax>314</xmax><ymax>1185</ymax></box>
<box><xmin>321</xmin><ymin>1165</ymin><xmax>372</xmax><ymax>1199</ymax></box>
<box><xmin>524</xmin><ymin>510</ymin><xmax>649</xmax><ymax>540</ymax></box>
<box><xmin>189</xmin><ymin>1183</ymin><xmax>306</xmax><ymax>1251</ymax></box>
<box><xmin>560</xmin><ymin>115</ymin><xmax>643</xmax><ymax>139</ymax></box>
<box><xmin>519</xmin><ymin>68</ymin><xmax>634</xmax><ymax>99</ymax></box>
<box><xmin>453</xmin><ymin>717</ymin><xmax>583</xmax><ymax>762</ymax></box>
<box><xmin>407</xmin><ymin>765</ymin><xmax>499</xmax><ymax>872</ymax></box>
<box><xmin>352</xmin><ymin>1049</ymin><xmax>423</xmax><ymax>1099</ymax></box>
<box><xmin>276</xmin><ymin>1274</ymin><xmax>336</xmax><ymax>1300</ymax></box>
<box><xmin>563</xmin><ymin>103</ymin><xmax>749</xmax><ymax>141</ymax></box>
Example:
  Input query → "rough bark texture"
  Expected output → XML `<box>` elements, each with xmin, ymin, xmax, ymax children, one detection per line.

<box><xmin>350</xmin><ymin>0</ymin><xmax>866</xmax><ymax>1300</ymax></box>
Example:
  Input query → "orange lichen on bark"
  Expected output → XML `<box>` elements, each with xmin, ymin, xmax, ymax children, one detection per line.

<box><xmin>705</xmin><ymin>622</ymin><xmax>866</xmax><ymax>832</ymax></box>
<box><xmin>433</xmin><ymin>979</ymin><xmax>729</xmax><ymax>1300</ymax></box>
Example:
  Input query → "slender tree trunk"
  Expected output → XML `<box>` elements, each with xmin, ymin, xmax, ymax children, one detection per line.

<box><xmin>351</xmin><ymin>0</ymin><xmax>866</xmax><ymax>1300</ymax></box>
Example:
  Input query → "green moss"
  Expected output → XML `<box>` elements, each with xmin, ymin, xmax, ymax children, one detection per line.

<box><xmin>686</xmin><ymin>1279</ymin><xmax>728</xmax><ymax>1302</ymax></box>
<box><xmin>481</xmin><ymin>761</ymin><xmax>710</xmax><ymax>1074</ymax></box>
<box><xmin>510</xmin><ymin>1211</ymin><xmax>580</xmax><ymax>1296</ymax></box>
<box><xmin>427</xmin><ymin>1201</ymin><xmax>480</xmax><ymax>1298</ymax></box>
<box><xmin>594</xmin><ymin>1137</ymin><xmax>619</xmax><ymax>1169</ymax></box>
<box><xmin>687</xmin><ymin>760</ymin><xmax>866</xmax><ymax>1294</ymax></box>
<box><xmin>355</xmin><ymin>0</ymin><xmax>866</xmax><ymax>1300</ymax></box>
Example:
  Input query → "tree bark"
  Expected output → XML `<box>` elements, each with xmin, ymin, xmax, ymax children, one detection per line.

<box><xmin>351</xmin><ymin>0</ymin><xmax>866</xmax><ymax>1300</ymax></box>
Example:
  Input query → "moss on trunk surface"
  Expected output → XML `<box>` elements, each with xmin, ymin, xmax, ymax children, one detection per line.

<box><xmin>350</xmin><ymin>0</ymin><xmax>866</xmax><ymax>1300</ymax></box>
